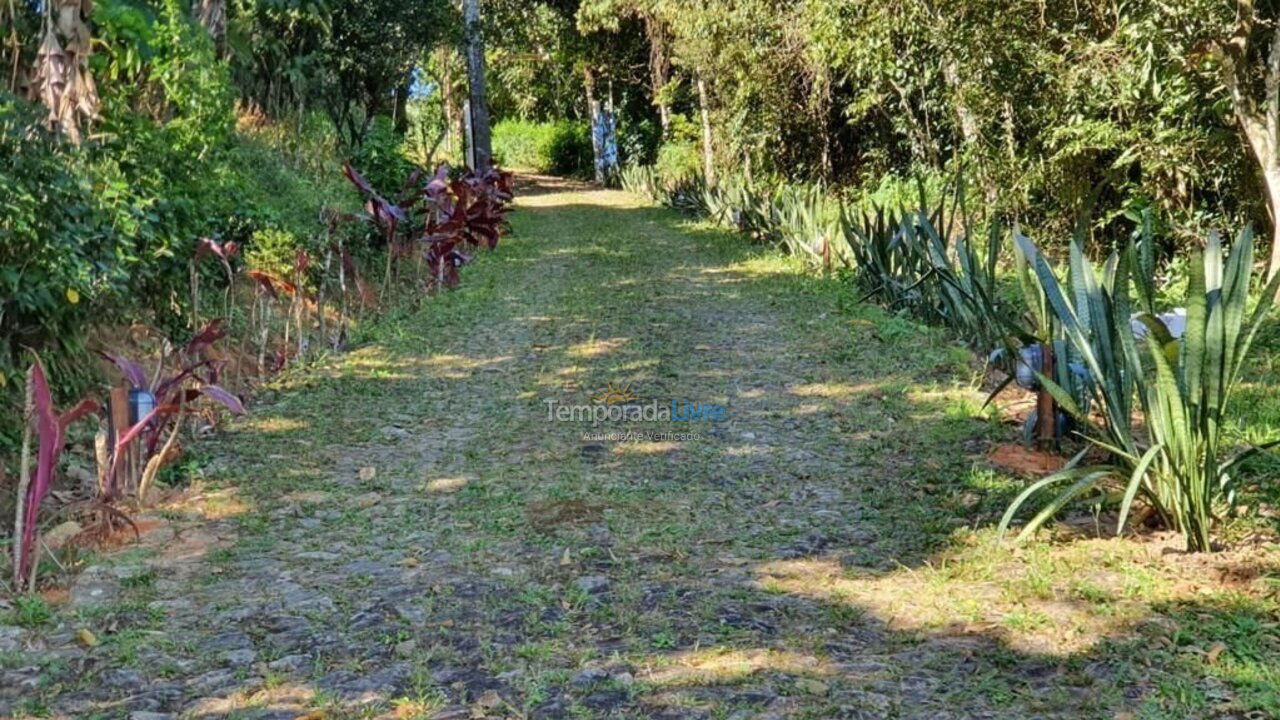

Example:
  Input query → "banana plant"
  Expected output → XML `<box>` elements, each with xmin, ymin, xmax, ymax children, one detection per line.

<box><xmin>1000</xmin><ymin>227</ymin><xmax>1280</xmax><ymax>551</ymax></box>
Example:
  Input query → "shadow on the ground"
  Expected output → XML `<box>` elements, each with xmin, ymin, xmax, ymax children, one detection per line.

<box><xmin>20</xmin><ymin>179</ymin><xmax>1280</xmax><ymax>720</ymax></box>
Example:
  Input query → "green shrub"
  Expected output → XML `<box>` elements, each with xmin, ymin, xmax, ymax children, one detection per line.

<box><xmin>246</xmin><ymin>228</ymin><xmax>304</xmax><ymax>279</ymax></box>
<box><xmin>0</xmin><ymin>3</ymin><xmax>354</xmax><ymax>452</ymax></box>
<box><xmin>349</xmin><ymin>116</ymin><xmax>414</xmax><ymax>198</ymax></box>
<box><xmin>492</xmin><ymin>119</ymin><xmax>554</xmax><ymax>169</ymax></box>
<box><xmin>492</xmin><ymin>119</ymin><xmax>591</xmax><ymax>177</ymax></box>
<box><xmin>1001</xmin><ymin>229</ymin><xmax>1280</xmax><ymax>552</ymax></box>
<box><xmin>546</xmin><ymin>123</ymin><xmax>592</xmax><ymax>177</ymax></box>
<box><xmin>655</xmin><ymin>140</ymin><xmax>700</xmax><ymax>184</ymax></box>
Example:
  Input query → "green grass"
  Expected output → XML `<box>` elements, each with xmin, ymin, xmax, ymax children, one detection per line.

<box><xmin>10</xmin><ymin>176</ymin><xmax>1280</xmax><ymax>719</ymax></box>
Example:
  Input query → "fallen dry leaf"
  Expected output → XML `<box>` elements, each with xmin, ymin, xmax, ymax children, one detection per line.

<box><xmin>476</xmin><ymin>689</ymin><xmax>502</xmax><ymax>709</ymax></box>
<box><xmin>1206</xmin><ymin>641</ymin><xmax>1228</xmax><ymax>664</ymax></box>
<box><xmin>76</xmin><ymin>628</ymin><xmax>99</xmax><ymax>648</ymax></box>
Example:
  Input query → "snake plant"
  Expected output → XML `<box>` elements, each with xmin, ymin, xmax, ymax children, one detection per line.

<box><xmin>1000</xmin><ymin>227</ymin><xmax>1280</xmax><ymax>551</ymax></box>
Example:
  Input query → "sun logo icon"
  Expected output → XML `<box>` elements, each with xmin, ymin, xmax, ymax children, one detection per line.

<box><xmin>592</xmin><ymin>382</ymin><xmax>638</xmax><ymax>405</ymax></box>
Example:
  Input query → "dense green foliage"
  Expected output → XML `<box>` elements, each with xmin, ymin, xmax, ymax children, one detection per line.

<box><xmin>480</xmin><ymin>0</ymin><xmax>1280</xmax><ymax>259</ymax></box>
<box><xmin>0</xmin><ymin>0</ymin><xmax>362</xmax><ymax>450</ymax></box>
<box><xmin>491</xmin><ymin>119</ymin><xmax>592</xmax><ymax>176</ymax></box>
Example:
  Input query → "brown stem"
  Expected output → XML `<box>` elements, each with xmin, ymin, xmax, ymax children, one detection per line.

<box><xmin>12</xmin><ymin>365</ymin><xmax>34</xmax><ymax>590</ymax></box>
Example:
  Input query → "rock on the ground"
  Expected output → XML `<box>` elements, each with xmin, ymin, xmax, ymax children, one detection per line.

<box><xmin>0</xmin><ymin>625</ymin><xmax>26</xmax><ymax>652</ymax></box>
<box><xmin>571</xmin><ymin>667</ymin><xmax>610</xmax><ymax>687</ymax></box>
<box><xmin>69</xmin><ymin>566</ymin><xmax>121</xmax><ymax>608</ymax></box>
<box><xmin>44</xmin><ymin>520</ymin><xmax>83</xmax><ymax>550</ymax></box>
<box><xmin>574</xmin><ymin>575</ymin><xmax>610</xmax><ymax>594</ymax></box>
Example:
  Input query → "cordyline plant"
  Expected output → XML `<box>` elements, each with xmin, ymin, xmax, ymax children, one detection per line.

<box><xmin>1000</xmin><ymin>227</ymin><xmax>1280</xmax><ymax>551</ymax></box>
<box><xmin>343</xmin><ymin>162</ymin><xmax>414</xmax><ymax>302</ymax></box>
<box><xmin>11</xmin><ymin>355</ymin><xmax>98</xmax><ymax>592</ymax></box>
<box><xmin>101</xmin><ymin>319</ymin><xmax>245</xmax><ymax>502</ymax></box>
<box><xmin>191</xmin><ymin>236</ymin><xmax>239</xmax><ymax>328</ymax></box>
<box><xmin>341</xmin><ymin>161</ymin><xmax>514</xmax><ymax>294</ymax></box>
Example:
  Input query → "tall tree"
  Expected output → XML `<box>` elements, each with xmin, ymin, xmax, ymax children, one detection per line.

<box><xmin>1219</xmin><ymin>0</ymin><xmax>1280</xmax><ymax>284</ymax></box>
<box><xmin>464</xmin><ymin>0</ymin><xmax>492</xmax><ymax>170</ymax></box>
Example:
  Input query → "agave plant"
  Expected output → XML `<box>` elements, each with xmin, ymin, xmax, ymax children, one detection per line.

<box><xmin>620</xmin><ymin>164</ymin><xmax>663</xmax><ymax>202</ymax></box>
<box><xmin>846</xmin><ymin>183</ymin><xmax>1021</xmax><ymax>354</ymax></box>
<box><xmin>1000</xmin><ymin>228</ymin><xmax>1280</xmax><ymax>551</ymax></box>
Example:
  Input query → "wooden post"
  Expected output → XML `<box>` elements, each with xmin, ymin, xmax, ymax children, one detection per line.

<box><xmin>1036</xmin><ymin>344</ymin><xmax>1056</xmax><ymax>450</ymax></box>
<box><xmin>109</xmin><ymin>385</ymin><xmax>129</xmax><ymax>498</ymax></box>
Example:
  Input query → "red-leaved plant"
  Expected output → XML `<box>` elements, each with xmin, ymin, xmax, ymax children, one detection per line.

<box><xmin>100</xmin><ymin>319</ymin><xmax>245</xmax><ymax>501</ymax></box>
<box><xmin>11</xmin><ymin>356</ymin><xmax>98</xmax><ymax>591</ymax></box>
<box><xmin>341</xmin><ymin>161</ymin><xmax>515</xmax><ymax>294</ymax></box>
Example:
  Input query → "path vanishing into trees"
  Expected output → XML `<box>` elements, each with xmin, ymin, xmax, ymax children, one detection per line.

<box><xmin>14</xmin><ymin>176</ymin><xmax>1238</xmax><ymax>719</ymax></box>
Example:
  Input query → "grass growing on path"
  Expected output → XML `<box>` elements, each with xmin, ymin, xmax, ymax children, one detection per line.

<box><xmin>7</xmin><ymin>175</ymin><xmax>1280</xmax><ymax>719</ymax></box>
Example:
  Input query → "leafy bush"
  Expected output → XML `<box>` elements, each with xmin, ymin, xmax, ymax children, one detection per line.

<box><xmin>348</xmin><ymin>116</ymin><xmax>416</xmax><ymax>199</ymax></box>
<box><xmin>246</xmin><ymin>228</ymin><xmax>306</xmax><ymax>280</ymax></box>
<box><xmin>545</xmin><ymin>123</ymin><xmax>592</xmax><ymax>177</ymax></box>
<box><xmin>0</xmin><ymin>4</ymin><xmax>353</xmax><ymax>452</ymax></box>
<box><xmin>655</xmin><ymin>140</ymin><xmax>700</xmax><ymax>185</ymax></box>
<box><xmin>0</xmin><ymin>97</ymin><xmax>117</xmax><ymax>418</ymax></box>
<box><xmin>492</xmin><ymin>119</ymin><xmax>591</xmax><ymax>177</ymax></box>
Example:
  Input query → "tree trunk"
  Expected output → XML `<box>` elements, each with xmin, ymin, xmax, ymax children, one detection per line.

<box><xmin>585</xmin><ymin>66</ymin><xmax>605</xmax><ymax>183</ymax></box>
<box><xmin>463</xmin><ymin>0</ymin><xmax>492</xmax><ymax>171</ymax></box>
<box><xmin>1267</xmin><ymin>169</ymin><xmax>1280</xmax><ymax>282</ymax></box>
<box><xmin>393</xmin><ymin>82</ymin><xmax>409</xmax><ymax>134</ymax></box>
<box><xmin>196</xmin><ymin>0</ymin><xmax>226</xmax><ymax>53</ymax></box>
<box><xmin>1222</xmin><ymin>3</ymin><xmax>1280</xmax><ymax>292</ymax></box>
<box><xmin>645</xmin><ymin>15</ymin><xmax>671</xmax><ymax>137</ymax></box>
<box><xmin>437</xmin><ymin>51</ymin><xmax>455</xmax><ymax>156</ymax></box>
<box><xmin>943</xmin><ymin>57</ymin><xmax>997</xmax><ymax>208</ymax></box>
<box><xmin>696</xmin><ymin>70</ymin><xmax>715</xmax><ymax>186</ymax></box>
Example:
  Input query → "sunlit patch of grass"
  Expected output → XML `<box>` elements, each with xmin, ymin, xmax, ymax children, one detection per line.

<box><xmin>178</xmin><ymin>487</ymin><xmax>253</xmax><ymax>519</ymax></box>
<box><xmin>615</xmin><ymin>441</ymin><xmax>683</xmax><ymax>456</ymax></box>
<box><xmin>643</xmin><ymin>648</ymin><xmax>835</xmax><ymax>687</ymax></box>
<box><xmin>718</xmin><ymin>252</ymin><xmax>809</xmax><ymax>279</ymax></box>
<box><xmin>237</xmin><ymin>416</ymin><xmax>311</xmax><ymax>434</ymax></box>
<box><xmin>787</xmin><ymin>381</ymin><xmax>877</xmax><ymax>399</ymax></box>
<box><xmin>565</xmin><ymin>336</ymin><xmax>630</xmax><ymax>359</ymax></box>
<box><xmin>423</xmin><ymin>475</ymin><xmax>470</xmax><ymax>493</ymax></box>
<box><xmin>751</xmin><ymin>540</ymin><xmax>1202</xmax><ymax>656</ymax></box>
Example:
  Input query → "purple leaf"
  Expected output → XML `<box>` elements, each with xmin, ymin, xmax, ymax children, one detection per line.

<box><xmin>343</xmin><ymin>161</ymin><xmax>376</xmax><ymax>195</ymax></box>
<box><xmin>60</xmin><ymin>398</ymin><xmax>100</xmax><ymax>429</ymax></box>
<box><xmin>18</xmin><ymin>357</ymin><xmax>79</xmax><ymax>586</ymax></box>
<box><xmin>154</xmin><ymin>359</ymin><xmax>214</xmax><ymax>400</ymax></box>
<box><xmin>200</xmin><ymin>384</ymin><xmax>246</xmax><ymax>415</ymax></box>
<box><xmin>184</xmin><ymin>318</ymin><xmax>227</xmax><ymax>358</ymax></box>
<box><xmin>100</xmin><ymin>351</ymin><xmax>149</xmax><ymax>389</ymax></box>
